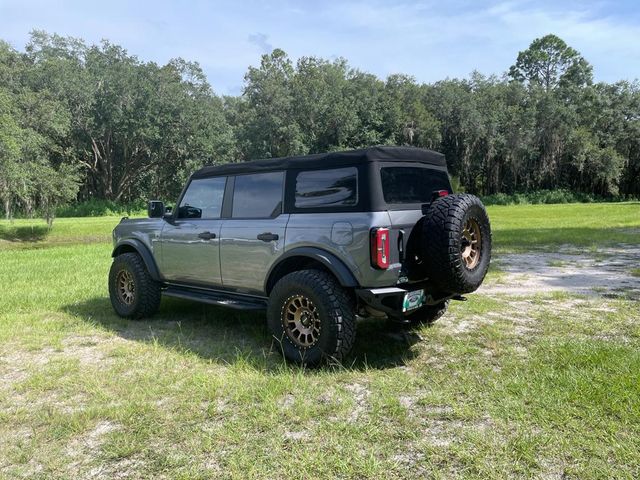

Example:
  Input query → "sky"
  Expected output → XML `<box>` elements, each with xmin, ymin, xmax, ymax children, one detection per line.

<box><xmin>1</xmin><ymin>0</ymin><xmax>639</xmax><ymax>95</ymax></box>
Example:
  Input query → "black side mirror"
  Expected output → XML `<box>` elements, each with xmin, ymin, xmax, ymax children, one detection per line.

<box><xmin>148</xmin><ymin>200</ymin><xmax>165</xmax><ymax>218</ymax></box>
<box><xmin>163</xmin><ymin>206</ymin><xmax>174</xmax><ymax>223</ymax></box>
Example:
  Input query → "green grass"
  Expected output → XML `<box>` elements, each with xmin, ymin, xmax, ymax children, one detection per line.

<box><xmin>487</xmin><ymin>201</ymin><xmax>640</xmax><ymax>251</ymax></box>
<box><xmin>2</xmin><ymin>201</ymin><xmax>638</xmax><ymax>252</ymax></box>
<box><xmin>0</xmin><ymin>216</ymin><xmax>128</xmax><ymax>249</ymax></box>
<box><xmin>1</xmin><ymin>203</ymin><xmax>639</xmax><ymax>478</ymax></box>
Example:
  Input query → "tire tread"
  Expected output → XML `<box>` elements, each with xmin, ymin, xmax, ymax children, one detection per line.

<box><xmin>422</xmin><ymin>194</ymin><xmax>491</xmax><ymax>293</ymax></box>
<box><xmin>268</xmin><ymin>269</ymin><xmax>356</xmax><ymax>365</ymax></box>
<box><xmin>109</xmin><ymin>252</ymin><xmax>161</xmax><ymax>319</ymax></box>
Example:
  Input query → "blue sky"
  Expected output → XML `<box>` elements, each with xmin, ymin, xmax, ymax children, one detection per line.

<box><xmin>2</xmin><ymin>0</ymin><xmax>639</xmax><ymax>95</ymax></box>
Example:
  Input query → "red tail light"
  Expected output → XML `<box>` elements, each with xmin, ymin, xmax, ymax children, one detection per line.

<box><xmin>371</xmin><ymin>227</ymin><xmax>390</xmax><ymax>269</ymax></box>
<box><xmin>436</xmin><ymin>189</ymin><xmax>449</xmax><ymax>198</ymax></box>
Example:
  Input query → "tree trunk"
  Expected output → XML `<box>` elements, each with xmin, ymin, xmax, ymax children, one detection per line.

<box><xmin>90</xmin><ymin>136</ymin><xmax>114</xmax><ymax>200</ymax></box>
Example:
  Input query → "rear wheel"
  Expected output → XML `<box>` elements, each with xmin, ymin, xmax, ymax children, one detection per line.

<box><xmin>108</xmin><ymin>253</ymin><xmax>161</xmax><ymax>319</ymax></box>
<box><xmin>267</xmin><ymin>270</ymin><xmax>356</xmax><ymax>366</ymax></box>
<box><xmin>407</xmin><ymin>300</ymin><xmax>449</xmax><ymax>326</ymax></box>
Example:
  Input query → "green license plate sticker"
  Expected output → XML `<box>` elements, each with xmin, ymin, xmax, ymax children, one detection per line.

<box><xmin>403</xmin><ymin>289</ymin><xmax>425</xmax><ymax>312</ymax></box>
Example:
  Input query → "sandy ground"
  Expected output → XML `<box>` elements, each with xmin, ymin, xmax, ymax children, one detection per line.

<box><xmin>480</xmin><ymin>245</ymin><xmax>640</xmax><ymax>298</ymax></box>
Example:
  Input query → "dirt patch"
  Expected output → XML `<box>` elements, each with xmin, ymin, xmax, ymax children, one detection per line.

<box><xmin>86</xmin><ymin>457</ymin><xmax>145</xmax><ymax>480</ymax></box>
<box><xmin>345</xmin><ymin>383</ymin><xmax>371</xmax><ymax>423</ymax></box>
<box><xmin>482</xmin><ymin>246</ymin><xmax>640</xmax><ymax>298</ymax></box>
<box><xmin>67</xmin><ymin>421</ymin><xmax>120</xmax><ymax>456</ymax></box>
<box><xmin>283</xmin><ymin>430</ymin><xmax>310</xmax><ymax>441</ymax></box>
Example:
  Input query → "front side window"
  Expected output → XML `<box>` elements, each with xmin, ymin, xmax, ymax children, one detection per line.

<box><xmin>295</xmin><ymin>167</ymin><xmax>358</xmax><ymax>208</ymax></box>
<box><xmin>381</xmin><ymin>167</ymin><xmax>451</xmax><ymax>204</ymax></box>
<box><xmin>232</xmin><ymin>171</ymin><xmax>284</xmax><ymax>218</ymax></box>
<box><xmin>178</xmin><ymin>177</ymin><xmax>226</xmax><ymax>219</ymax></box>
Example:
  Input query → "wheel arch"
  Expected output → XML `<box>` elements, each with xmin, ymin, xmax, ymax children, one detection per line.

<box><xmin>112</xmin><ymin>239</ymin><xmax>162</xmax><ymax>281</ymax></box>
<box><xmin>265</xmin><ymin>247</ymin><xmax>359</xmax><ymax>295</ymax></box>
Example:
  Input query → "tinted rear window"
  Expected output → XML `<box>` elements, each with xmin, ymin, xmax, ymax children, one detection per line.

<box><xmin>381</xmin><ymin>167</ymin><xmax>451</xmax><ymax>204</ymax></box>
<box><xmin>232</xmin><ymin>171</ymin><xmax>284</xmax><ymax>218</ymax></box>
<box><xmin>295</xmin><ymin>167</ymin><xmax>358</xmax><ymax>208</ymax></box>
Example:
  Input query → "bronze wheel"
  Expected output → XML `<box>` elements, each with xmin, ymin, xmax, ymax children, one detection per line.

<box><xmin>422</xmin><ymin>194</ymin><xmax>491</xmax><ymax>294</ymax></box>
<box><xmin>109</xmin><ymin>253</ymin><xmax>161</xmax><ymax>319</ymax></box>
<box><xmin>116</xmin><ymin>269</ymin><xmax>136</xmax><ymax>305</ymax></box>
<box><xmin>282</xmin><ymin>294</ymin><xmax>321</xmax><ymax>348</ymax></box>
<box><xmin>268</xmin><ymin>270</ymin><xmax>356</xmax><ymax>366</ymax></box>
<box><xmin>461</xmin><ymin>217</ymin><xmax>482</xmax><ymax>269</ymax></box>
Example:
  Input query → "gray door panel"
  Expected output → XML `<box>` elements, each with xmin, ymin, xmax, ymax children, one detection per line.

<box><xmin>219</xmin><ymin>215</ymin><xmax>289</xmax><ymax>293</ymax></box>
<box><xmin>159</xmin><ymin>220</ymin><xmax>223</xmax><ymax>285</ymax></box>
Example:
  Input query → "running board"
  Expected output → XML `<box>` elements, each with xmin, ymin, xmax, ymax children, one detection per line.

<box><xmin>163</xmin><ymin>286</ymin><xmax>268</xmax><ymax>311</ymax></box>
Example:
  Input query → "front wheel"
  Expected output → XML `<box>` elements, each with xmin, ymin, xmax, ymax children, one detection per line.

<box><xmin>267</xmin><ymin>270</ymin><xmax>356</xmax><ymax>366</ymax></box>
<box><xmin>108</xmin><ymin>253</ymin><xmax>161</xmax><ymax>319</ymax></box>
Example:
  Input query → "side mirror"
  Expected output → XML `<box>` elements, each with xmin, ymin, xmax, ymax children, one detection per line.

<box><xmin>163</xmin><ymin>206</ymin><xmax>174</xmax><ymax>223</ymax></box>
<box><xmin>148</xmin><ymin>200</ymin><xmax>165</xmax><ymax>218</ymax></box>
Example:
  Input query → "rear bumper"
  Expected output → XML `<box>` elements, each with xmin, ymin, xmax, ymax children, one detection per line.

<box><xmin>355</xmin><ymin>285</ymin><xmax>453</xmax><ymax>322</ymax></box>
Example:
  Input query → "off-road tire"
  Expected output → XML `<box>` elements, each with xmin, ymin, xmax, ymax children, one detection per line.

<box><xmin>422</xmin><ymin>194</ymin><xmax>491</xmax><ymax>294</ymax></box>
<box><xmin>267</xmin><ymin>270</ymin><xmax>356</xmax><ymax>366</ymax></box>
<box><xmin>109</xmin><ymin>253</ymin><xmax>161</xmax><ymax>319</ymax></box>
<box><xmin>407</xmin><ymin>300</ymin><xmax>449</xmax><ymax>326</ymax></box>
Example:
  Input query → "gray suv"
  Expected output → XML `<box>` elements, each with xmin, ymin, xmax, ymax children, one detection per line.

<box><xmin>109</xmin><ymin>146</ymin><xmax>491</xmax><ymax>365</ymax></box>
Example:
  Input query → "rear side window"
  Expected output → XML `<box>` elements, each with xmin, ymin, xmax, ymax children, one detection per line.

<box><xmin>295</xmin><ymin>167</ymin><xmax>358</xmax><ymax>208</ymax></box>
<box><xmin>232</xmin><ymin>171</ymin><xmax>284</xmax><ymax>218</ymax></box>
<box><xmin>178</xmin><ymin>177</ymin><xmax>226</xmax><ymax>219</ymax></box>
<box><xmin>381</xmin><ymin>167</ymin><xmax>451</xmax><ymax>204</ymax></box>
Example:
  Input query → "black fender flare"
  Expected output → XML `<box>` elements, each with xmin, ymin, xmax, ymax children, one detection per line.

<box><xmin>265</xmin><ymin>247</ymin><xmax>360</xmax><ymax>293</ymax></box>
<box><xmin>112</xmin><ymin>239</ymin><xmax>162</xmax><ymax>281</ymax></box>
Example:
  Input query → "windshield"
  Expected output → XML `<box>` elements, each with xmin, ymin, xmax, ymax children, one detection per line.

<box><xmin>380</xmin><ymin>166</ymin><xmax>451</xmax><ymax>204</ymax></box>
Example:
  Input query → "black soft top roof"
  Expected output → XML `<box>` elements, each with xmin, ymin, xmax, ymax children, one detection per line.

<box><xmin>192</xmin><ymin>146</ymin><xmax>446</xmax><ymax>178</ymax></box>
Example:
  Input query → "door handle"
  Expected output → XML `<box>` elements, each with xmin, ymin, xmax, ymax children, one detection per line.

<box><xmin>257</xmin><ymin>232</ymin><xmax>279</xmax><ymax>242</ymax></box>
<box><xmin>198</xmin><ymin>231</ymin><xmax>216</xmax><ymax>240</ymax></box>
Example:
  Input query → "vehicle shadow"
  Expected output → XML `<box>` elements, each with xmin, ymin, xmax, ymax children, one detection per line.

<box><xmin>0</xmin><ymin>224</ymin><xmax>50</xmax><ymax>242</ymax></box>
<box><xmin>64</xmin><ymin>296</ymin><xmax>421</xmax><ymax>371</ymax></box>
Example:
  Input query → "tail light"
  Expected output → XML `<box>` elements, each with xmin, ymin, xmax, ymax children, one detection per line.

<box><xmin>370</xmin><ymin>227</ymin><xmax>390</xmax><ymax>269</ymax></box>
<box><xmin>423</xmin><ymin>190</ymin><xmax>451</xmax><ymax>214</ymax></box>
<box><xmin>434</xmin><ymin>189</ymin><xmax>449</xmax><ymax>200</ymax></box>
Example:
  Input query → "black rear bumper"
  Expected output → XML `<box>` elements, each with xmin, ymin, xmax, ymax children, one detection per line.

<box><xmin>355</xmin><ymin>285</ymin><xmax>454</xmax><ymax>322</ymax></box>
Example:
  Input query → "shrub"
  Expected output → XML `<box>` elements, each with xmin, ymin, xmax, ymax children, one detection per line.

<box><xmin>482</xmin><ymin>189</ymin><xmax>608</xmax><ymax>206</ymax></box>
<box><xmin>56</xmin><ymin>199</ymin><xmax>147</xmax><ymax>217</ymax></box>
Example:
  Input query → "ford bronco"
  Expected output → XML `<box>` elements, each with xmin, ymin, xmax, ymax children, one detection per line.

<box><xmin>109</xmin><ymin>146</ymin><xmax>491</xmax><ymax>365</ymax></box>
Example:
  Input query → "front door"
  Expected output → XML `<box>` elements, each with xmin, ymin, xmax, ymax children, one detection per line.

<box><xmin>159</xmin><ymin>176</ymin><xmax>227</xmax><ymax>286</ymax></box>
<box><xmin>219</xmin><ymin>172</ymin><xmax>288</xmax><ymax>294</ymax></box>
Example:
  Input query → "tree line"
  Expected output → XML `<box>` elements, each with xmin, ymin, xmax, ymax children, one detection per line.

<box><xmin>1</xmin><ymin>31</ymin><xmax>638</xmax><ymax>222</ymax></box>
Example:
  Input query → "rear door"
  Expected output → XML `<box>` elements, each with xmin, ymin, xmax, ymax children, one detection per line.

<box><xmin>159</xmin><ymin>176</ymin><xmax>227</xmax><ymax>285</ymax></box>
<box><xmin>219</xmin><ymin>171</ymin><xmax>288</xmax><ymax>294</ymax></box>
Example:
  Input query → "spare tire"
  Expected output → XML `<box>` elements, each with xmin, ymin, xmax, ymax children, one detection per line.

<box><xmin>421</xmin><ymin>194</ymin><xmax>491</xmax><ymax>294</ymax></box>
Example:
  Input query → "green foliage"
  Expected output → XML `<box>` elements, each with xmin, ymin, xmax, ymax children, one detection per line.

<box><xmin>482</xmin><ymin>189</ymin><xmax>640</xmax><ymax>206</ymax></box>
<box><xmin>1</xmin><ymin>31</ymin><xmax>640</xmax><ymax>216</ymax></box>
<box><xmin>34</xmin><ymin>162</ymin><xmax>80</xmax><ymax>227</ymax></box>
<box><xmin>482</xmin><ymin>189</ymin><xmax>597</xmax><ymax>205</ymax></box>
<box><xmin>240</xmin><ymin>49</ymin><xmax>305</xmax><ymax>158</ymax></box>
<box><xmin>509</xmin><ymin>34</ymin><xmax>593</xmax><ymax>90</ymax></box>
<box><xmin>55</xmin><ymin>198</ymin><xmax>146</xmax><ymax>217</ymax></box>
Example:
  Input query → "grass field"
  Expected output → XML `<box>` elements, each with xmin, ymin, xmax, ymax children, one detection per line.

<box><xmin>1</xmin><ymin>202</ymin><xmax>639</xmax><ymax>479</ymax></box>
